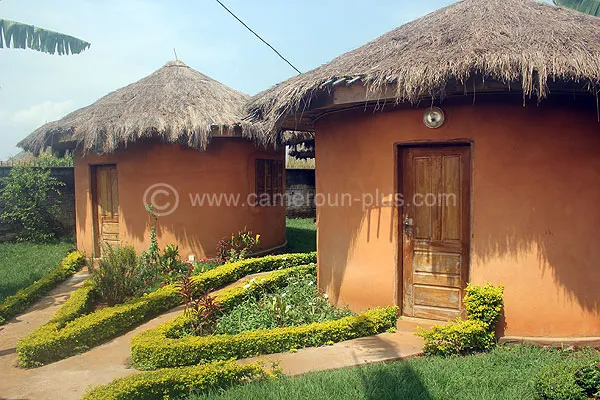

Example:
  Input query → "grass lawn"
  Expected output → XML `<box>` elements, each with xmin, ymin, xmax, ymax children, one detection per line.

<box><xmin>285</xmin><ymin>218</ymin><xmax>316</xmax><ymax>253</ymax></box>
<box><xmin>0</xmin><ymin>240</ymin><xmax>74</xmax><ymax>302</ymax></box>
<box><xmin>191</xmin><ymin>346</ymin><xmax>600</xmax><ymax>400</ymax></box>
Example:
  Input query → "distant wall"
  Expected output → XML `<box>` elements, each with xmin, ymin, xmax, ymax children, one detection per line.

<box><xmin>286</xmin><ymin>169</ymin><xmax>315</xmax><ymax>219</ymax></box>
<box><xmin>0</xmin><ymin>166</ymin><xmax>75</xmax><ymax>241</ymax></box>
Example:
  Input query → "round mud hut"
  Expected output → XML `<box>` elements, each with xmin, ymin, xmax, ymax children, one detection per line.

<box><xmin>248</xmin><ymin>0</ymin><xmax>600</xmax><ymax>339</ymax></box>
<box><xmin>20</xmin><ymin>60</ymin><xmax>286</xmax><ymax>260</ymax></box>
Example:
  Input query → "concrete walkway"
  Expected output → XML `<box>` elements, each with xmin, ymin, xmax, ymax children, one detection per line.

<box><xmin>240</xmin><ymin>318</ymin><xmax>433</xmax><ymax>375</ymax></box>
<box><xmin>0</xmin><ymin>272</ymin><xmax>430</xmax><ymax>400</ymax></box>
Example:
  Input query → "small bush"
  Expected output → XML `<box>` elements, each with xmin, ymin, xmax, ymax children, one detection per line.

<box><xmin>81</xmin><ymin>360</ymin><xmax>275</xmax><ymax>400</ymax></box>
<box><xmin>137</xmin><ymin>205</ymin><xmax>163</xmax><ymax>287</ymax></box>
<box><xmin>416</xmin><ymin>283</ymin><xmax>504</xmax><ymax>356</ymax></box>
<box><xmin>464</xmin><ymin>283</ymin><xmax>504</xmax><ymax>329</ymax></box>
<box><xmin>180</xmin><ymin>274</ymin><xmax>222</xmax><ymax>336</ymax></box>
<box><xmin>0</xmin><ymin>165</ymin><xmax>65</xmax><ymax>242</ymax></box>
<box><xmin>0</xmin><ymin>251</ymin><xmax>85</xmax><ymax>324</ymax></box>
<box><xmin>161</xmin><ymin>244</ymin><xmax>191</xmax><ymax>282</ymax></box>
<box><xmin>217</xmin><ymin>228</ymin><xmax>260</xmax><ymax>262</ymax></box>
<box><xmin>90</xmin><ymin>245</ymin><xmax>139</xmax><ymax>305</ymax></box>
<box><xmin>419</xmin><ymin>319</ymin><xmax>494</xmax><ymax>357</ymax></box>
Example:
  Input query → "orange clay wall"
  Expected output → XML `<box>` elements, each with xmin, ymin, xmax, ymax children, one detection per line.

<box><xmin>314</xmin><ymin>95</ymin><xmax>600</xmax><ymax>337</ymax></box>
<box><xmin>74</xmin><ymin>138</ymin><xmax>286</xmax><ymax>260</ymax></box>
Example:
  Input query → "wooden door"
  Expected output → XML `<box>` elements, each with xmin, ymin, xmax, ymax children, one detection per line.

<box><xmin>400</xmin><ymin>145</ymin><xmax>470</xmax><ymax>320</ymax></box>
<box><xmin>92</xmin><ymin>165</ymin><xmax>120</xmax><ymax>257</ymax></box>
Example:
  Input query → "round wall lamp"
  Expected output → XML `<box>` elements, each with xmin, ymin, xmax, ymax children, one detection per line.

<box><xmin>423</xmin><ymin>107</ymin><xmax>445</xmax><ymax>129</ymax></box>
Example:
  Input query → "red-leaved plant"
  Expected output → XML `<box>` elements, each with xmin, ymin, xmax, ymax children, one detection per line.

<box><xmin>179</xmin><ymin>273</ymin><xmax>221</xmax><ymax>336</ymax></box>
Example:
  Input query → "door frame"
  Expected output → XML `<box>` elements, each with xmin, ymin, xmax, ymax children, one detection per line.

<box><xmin>90</xmin><ymin>164</ymin><xmax>118</xmax><ymax>259</ymax></box>
<box><xmin>394</xmin><ymin>140</ymin><xmax>474</xmax><ymax>317</ymax></box>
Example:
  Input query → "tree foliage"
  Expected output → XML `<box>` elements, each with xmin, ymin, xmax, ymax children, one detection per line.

<box><xmin>0</xmin><ymin>166</ymin><xmax>65</xmax><ymax>242</ymax></box>
<box><xmin>554</xmin><ymin>0</ymin><xmax>600</xmax><ymax>17</ymax></box>
<box><xmin>0</xmin><ymin>18</ymin><xmax>89</xmax><ymax>55</ymax></box>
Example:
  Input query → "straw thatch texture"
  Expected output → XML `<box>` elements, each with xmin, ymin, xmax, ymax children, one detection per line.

<box><xmin>20</xmin><ymin>61</ymin><xmax>268</xmax><ymax>154</ymax></box>
<box><xmin>247</xmin><ymin>0</ymin><xmax>600</xmax><ymax>133</ymax></box>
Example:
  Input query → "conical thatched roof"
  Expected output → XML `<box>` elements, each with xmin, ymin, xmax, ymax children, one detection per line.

<box><xmin>247</xmin><ymin>0</ymin><xmax>600</xmax><ymax>133</ymax></box>
<box><xmin>20</xmin><ymin>60</ymin><xmax>268</xmax><ymax>154</ymax></box>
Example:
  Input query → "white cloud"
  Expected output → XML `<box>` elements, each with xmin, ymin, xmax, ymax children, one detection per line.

<box><xmin>10</xmin><ymin>100</ymin><xmax>76</xmax><ymax>127</ymax></box>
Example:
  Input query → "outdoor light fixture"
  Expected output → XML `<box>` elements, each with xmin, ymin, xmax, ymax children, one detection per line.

<box><xmin>423</xmin><ymin>107</ymin><xmax>445</xmax><ymax>129</ymax></box>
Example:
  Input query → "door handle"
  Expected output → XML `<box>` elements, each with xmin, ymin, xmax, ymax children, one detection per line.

<box><xmin>404</xmin><ymin>217</ymin><xmax>414</xmax><ymax>237</ymax></box>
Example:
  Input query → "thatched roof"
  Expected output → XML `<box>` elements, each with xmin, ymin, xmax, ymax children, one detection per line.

<box><xmin>247</xmin><ymin>0</ymin><xmax>600</xmax><ymax>133</ymax></box>
<box><xmin>20</xmin><ymin>60</ymin><xmax>269</xmax><ymax>155</ymax></box>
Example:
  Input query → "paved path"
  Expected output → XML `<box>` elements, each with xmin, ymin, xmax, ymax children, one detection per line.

<box><xmin>0</xmin><ymin>272</ymin><xmax>272</xmax><ymax>400</ymax></box>
<box><xmin>0</xmin><ymin>272</ymin><xmax>430</xmax><ymax>400</ymax></box>
<box><xmin>240</xmin><ymin>318</ymin><xmax>433</xmax><ymax>375</ymax></box>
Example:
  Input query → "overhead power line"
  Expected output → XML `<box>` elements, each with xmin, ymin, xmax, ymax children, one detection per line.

<box><xmin>214</xmin><ymin>0</ymin><xmax>302</xmax><ymax>74</ymax></box>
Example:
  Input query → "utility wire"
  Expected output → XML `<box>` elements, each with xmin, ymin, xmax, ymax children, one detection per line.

<box><xmin>214</xmin><ymin>0</ymin><xmax>301</xmax><ymax>74</ymax></box>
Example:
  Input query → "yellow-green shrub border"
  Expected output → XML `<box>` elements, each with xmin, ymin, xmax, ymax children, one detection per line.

<box><xmin>0</xmin><ymin>251</ymin><xmax>85</xmax><ymax>325</ymax></box>
<box><xmin>17</xmin><ymin>252</ymin><xmax>316</xmax><ymax>368</ymax></box>
<box><xmin>416</xmin><ymin>283</ymin><xmax>504</xmax><ymax>357</ymax></box>
<box><xmin>131</xmin><ymin>266</ymin><xmax>398</xmax><ymax>370</ymax></box>
<box><xmin>81</xmin><ymin>360</ymin><xmax>276</xmax><ymax>400</ymax></box>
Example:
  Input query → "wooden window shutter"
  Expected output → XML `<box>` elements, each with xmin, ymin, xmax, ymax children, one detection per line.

<box><xmin>273</xmin><ymin>160</ymin><xmax>283</xmax><ymax>195</ymax></box>
<box><xmin>255</xmin><ymin>159</ymin><xmax>265</xmax><ymax>196</ymax></box>
<box><xmin>255</xmin><ymin>159</ymin><xmax>283</xmax><ymax>206</ymax></box>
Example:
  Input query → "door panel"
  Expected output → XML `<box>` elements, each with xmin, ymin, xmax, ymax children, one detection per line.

<box><xmin>400</xmin><ymin>145</ymin><xmax>470</xmax><ymax>321</ymax></box>
<box><xmin>92</xmin><ymin>165</ymin><xmax>120</xmax><ymax>256</ymax></box>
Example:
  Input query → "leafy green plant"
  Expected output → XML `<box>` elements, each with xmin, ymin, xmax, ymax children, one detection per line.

<box><xmin>194</xmin><ymin>258</ymin><xmax>225</xmax><ymax>274</ymax></box>
<box><xmin>90</xmin><ymin>245</ymin><xmax>139</xmax><ymax>306</ymax></box>
<box><xmin>553</xmin><ymin>0</ymin><xmax>600</xmax><ymax>17</ymax></box>
<box><xmin>215</xmin><ymin>274</ymin><xmax>353</xmax><ymax>335</ymax></box>
<box><xmin>0</xmin><ymin>18</ymin><xmax>90</xmax><ymax>54</ymax></box>
<box><xmin>217</xmin><ymin>228</ymin><xmax>260</xmax><ymax>262</ymax></box>
<box><xmin>463</xmin><ymin>283</ymin><xmax>504</xmax><ymax>329</ymax></box>
<box><xmin>416</xmin><ymin>283</ymin><xmax>504</xmax><ymax>356</ymax></box>
<box><xmin>180</xmin><ymin>273</ymin><xmax>221</xmax><ymax>336</ymax></box>
<box><xmin>535</xmin><ymin>363</ymin><xmax>588</xmax><ymax>400</ymax></box>
<box><xmin>160</xmin><ymin>244</ymin><xmax>192</xmax><ymax>283</ymax></box>
<box><xmin>34</xmin><ymin>152</ymin><xmax>74</xmax><ymax>167</ymax></box>
<box><xmin>575</xmin><ymin>362</ymin><xmax>600</xmax><ymax>398</ymax></box>
<box><xmin>137</xmin><ymin>204</ymin><xmax>162</xmax><ymax>286</ymax></box>
<box><xmin>0</xmin><ymin>165</ymin><xmax>65</xmax><ymax>242</ymax></box>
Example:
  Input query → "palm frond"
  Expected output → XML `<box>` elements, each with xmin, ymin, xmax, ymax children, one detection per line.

<box><xmin>0</xmin><ymin>18</ymin><xmax>90</xmax><ymax>55</ymax></box>
<box><xmin>553</xmin><ymin>0</ymin><xmax>600</xmax><ymax>16</ymax></box>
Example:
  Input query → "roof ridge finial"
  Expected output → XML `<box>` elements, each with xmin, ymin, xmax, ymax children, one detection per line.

<box><xmin>173</xmin><ymin>48</ymin><xmax>179</xmax><ymax>61</ymax></box>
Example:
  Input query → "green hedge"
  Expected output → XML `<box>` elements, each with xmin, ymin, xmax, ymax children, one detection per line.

<box><xmin>17</xmin><ymin>252</ymin><xmax>316</xmax><ymax>368</ymax></box>
<box><xmin>131</xmin><ymin>265</ymin><xmax>398</xmax><ymax>370</ymax></box>
<box><xmin>0</xmin><ymin>251</ymin><xmax>85</xmax><ymax>325</ymax></box>
<box><xmin>82</xmin><ymin>360</ymin><xmax>275</xmax><ymax>400</ymax></box>
<box><xmin>416</xmin><ymin>283</ymin><xmax>504</xmax><ymax>357</ymax></box>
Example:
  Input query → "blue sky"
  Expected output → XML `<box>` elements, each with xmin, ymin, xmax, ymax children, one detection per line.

<box><xmin>0</xmin><ymin>0</ymin><xmax>552</xmax><ymax>159</ymax></box>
